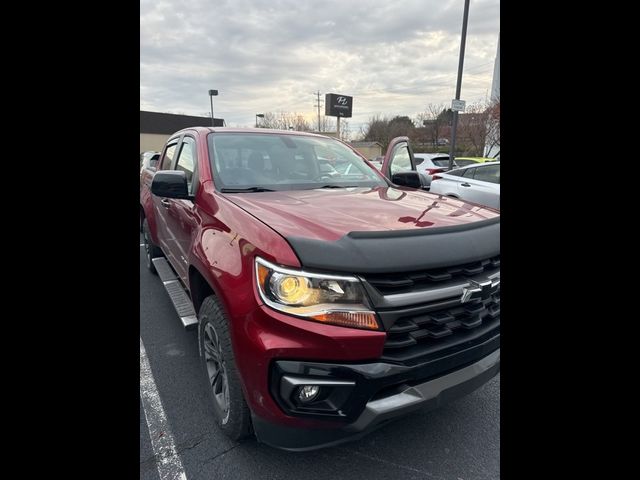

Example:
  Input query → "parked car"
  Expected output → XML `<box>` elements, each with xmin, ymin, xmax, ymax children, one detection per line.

<box><xmin>413</xmin><ymin>153</ymin><xmax>457</xmax><ymax>190</ymax></box>
<box><xmin>430</xmin><ymin>161</ymin><xmax>500</xmax><ymax>209</ymax></box>
<box><xmin>453</xmin><ymin>157</ymin><xmax>495</xmax><ymax>167</ymax></box>
<box><xmin>140</xmin><ymin>151</ymin><xmax>161</xmax><ymax>216</ymax></box>
<box><xmin>140</xmin><ymin>150</ymin><xmax>160</xmax><ymax>174</ymax></box>
<box><xmin>140</xmin><ymin>128</ymin><xmax>500</xmax><ymax>451</ymax></box>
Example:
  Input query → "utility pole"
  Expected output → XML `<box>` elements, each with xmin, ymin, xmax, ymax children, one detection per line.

<box><xmin>448</xmin><ymin>0</ymin><xmax>470</xmax><ymax>170</ymax></box>
<box><xmin>314</xmin><ymin>91</ymin><xmax>323</xmax><ymax>132</ymax></box>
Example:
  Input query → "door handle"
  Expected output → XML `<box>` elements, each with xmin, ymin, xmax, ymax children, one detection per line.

<box><xmin>160</xmin><ymin>198</ymin><xmax>171</xmax><ymax>208</ymax></box>
<box><xmin>461</xmin><ymin>183</ymin><xmax>471</xmax><ymax>187</ymax></box>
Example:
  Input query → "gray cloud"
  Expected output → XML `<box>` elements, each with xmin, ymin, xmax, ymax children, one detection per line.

<box><xmin>140</xmin><ymin>0</ymin><xmax>499</xmax><ymax>132</ymax></box>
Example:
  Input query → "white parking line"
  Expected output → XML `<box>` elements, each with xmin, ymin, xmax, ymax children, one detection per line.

<box><xmin>140</xmin><ymin>243</ymin><xmax>145</xmax><ymax>247</ymax></box>
<box><xmin>140</xmin><ymin>337</ymin><xmax>188</xmax><ymax>480</ymax></box>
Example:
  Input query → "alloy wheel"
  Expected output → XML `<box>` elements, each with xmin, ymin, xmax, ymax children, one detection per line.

<box><xmin>203</xmin><ymin>322</ymin><xmax>230</xmax><ymax>422</ymax></box>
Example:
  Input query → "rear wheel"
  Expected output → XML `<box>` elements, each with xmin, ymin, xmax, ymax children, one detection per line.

<box><xmin>142</xmin><ymin>219</ymin><xmax>163</xmax><ymax>274</ymax></box>
<box><xmin>198</xmin><ymin>295</ymin><xmax>252</xmax><ymax>440</ymax></box>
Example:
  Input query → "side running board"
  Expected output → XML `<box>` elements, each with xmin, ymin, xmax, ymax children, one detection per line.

<box><xmin>152</xmin><ymin>258</ymin><xmax>198</xmax><ymax>330</ymax></box>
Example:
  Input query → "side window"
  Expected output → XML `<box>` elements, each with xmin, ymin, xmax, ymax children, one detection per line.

<box><xmin>175</xmin><ymin>137</ymin><xmax>197</xmax><ymax>193</ymax></box>
<box><xmin>455</xmin><ymin>159</ymin><xmax>474</xmax><ymax>167</ymax></box>
<box><xmin>472</xmin><ymin>165</ymin><xmax>500</xmax><ymax>184</ymax></box>
<box><xmin>160</xmin><ymin>141</ymin><xmax>179</xmax><ymax>170</ymax></box>
<box><xmin>447</xmin><ymin>168</ymin><xmax>467</xmax><ymax>177</ymax></box>
<box><xmin>389</xmin><ymin>145</ymin><xmax>412</xmax><ymax>176</ymax></box>
<box><xmin>461</xmin><ymin>167</ymin><xmax>476</xmax><ymax>178</ymax></box>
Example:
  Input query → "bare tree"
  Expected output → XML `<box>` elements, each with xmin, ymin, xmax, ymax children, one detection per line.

<box><xmin>339</xmin><ymin>120</ymin><xmax>351</xmax><ymax>142</ymax></box>
<box><xmin>361</xmin><ymin>115</ymin><xmax>415</xmax><ymax>150</ymax></box>
<box><xmin>484</xmin><ymin>98</ymin><xmax>500</xmax><ymax>158</ymax></box>
<box><xmin>418</xmin><ymin>103</ymin><xmax>451</xmax><ymax>148</ymax></box>
<box><xmin>361</xmin><ymin>115</ymin><xmax>391</xmax><ymax>149</ymax></box>
<box><xmin>456</xmin><ymin>103</ymin><xmax>488</xmax><ymax>156</ymax></box>
<box><xmin>259</xmin><ymin>112</ymin><xmax>311</xmax><ymax>131</ymax></box>
<box><xmin>318</xmin><ymin>115</ymin><xmax>335</xmax><ymax>133</ymax></box>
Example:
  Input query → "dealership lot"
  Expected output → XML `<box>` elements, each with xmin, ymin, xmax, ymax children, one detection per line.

<box><xmin>140</xmin><ymin>238</ymin><xmax>500</xmax><ymax>480</ymax></box>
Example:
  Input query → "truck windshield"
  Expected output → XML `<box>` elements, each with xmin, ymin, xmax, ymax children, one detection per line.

<box><xmin>208</xmin><ymin>132</ymin><xmax>387</xmax><ymax>191</ymax></box>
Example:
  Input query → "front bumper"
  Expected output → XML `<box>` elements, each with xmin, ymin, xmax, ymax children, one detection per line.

<box><xmin>253</xmin><ymin>347</ymin><xmax>500</xmax><ymax>451</ymax></box>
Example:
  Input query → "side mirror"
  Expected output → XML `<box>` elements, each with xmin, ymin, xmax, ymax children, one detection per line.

<box><xmin>391</xmin><ymin>171</ymin><xmax>426</xmax><ymax>189</ymax></box>
<box><xmin>151</xmin><ymin>171</ymin><xmax>190</xmax><ymax>199</ymax></box>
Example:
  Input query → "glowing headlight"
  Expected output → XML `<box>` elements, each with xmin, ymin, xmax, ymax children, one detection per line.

<box><xmin>255</xmin><ymin>257</ymin><xmax>380</xmax><ymax>330</ymax></box>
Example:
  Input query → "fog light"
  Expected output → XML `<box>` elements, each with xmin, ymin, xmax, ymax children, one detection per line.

<box><xmin>298</xmin><ymin>385</ymin><xmax>320</xmax><ymax>403</ymax></box>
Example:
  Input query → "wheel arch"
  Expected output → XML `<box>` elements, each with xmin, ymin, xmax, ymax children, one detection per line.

<box><xmin>188</xmin><ymin>265</ymin><xmax>215</xmax><ymax>315</ymax></box>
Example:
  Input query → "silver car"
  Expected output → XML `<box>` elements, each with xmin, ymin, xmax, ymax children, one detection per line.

<box><xmin>429</xmin><ymin>161</ymin><xmax>500</xmax><ymax>209</ymax></box>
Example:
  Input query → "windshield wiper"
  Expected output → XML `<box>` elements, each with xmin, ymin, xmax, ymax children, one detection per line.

<box><xmin>220</xmin><ymin>187</ymin><xmax>275</xmax><ymax>193</ymax></box>
<box><xmin>316</xmin><ymin>185</ymin><xmax>359</xmax><ymax>189</ymax></box>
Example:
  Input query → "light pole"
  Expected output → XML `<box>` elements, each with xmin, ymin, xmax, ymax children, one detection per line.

<box><xmin>448</xmin><ymin>0</ymin><xmax>470</xmax><ymax>170</ymax></box>
<box><xmin>208</xmin><ymin>89</ymin><xmax>218</xmax><ymax>126</ymax></box>
<box><xmin>255</xmin><ymin>113</ymin><xmax>264</xmax><ymax>128</ymax></box>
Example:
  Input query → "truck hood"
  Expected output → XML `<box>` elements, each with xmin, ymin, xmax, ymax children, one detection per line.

<box><xmin>222</xmin><ymin>186</ymin><xmax>499</xmax><ymax>242</ymax></box>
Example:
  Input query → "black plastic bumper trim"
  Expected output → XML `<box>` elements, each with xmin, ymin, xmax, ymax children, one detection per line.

<box><xmin>254</xmin><ymin>348</ymin><xmax>500</xmax><ymax>451</ymax></box>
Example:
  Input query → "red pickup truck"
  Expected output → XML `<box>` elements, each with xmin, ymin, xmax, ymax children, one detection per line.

<box><xmin>140</xmin><ymin>127</ymin><xmax>500</xmax><ymax>451</ymax></box>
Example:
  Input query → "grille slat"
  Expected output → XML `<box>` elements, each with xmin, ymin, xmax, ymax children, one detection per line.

<box><xmin>461</xmin><ymin>316</ymin><xmax>483</xmax><ymax>329</ymax></box>
<box><xmin>367</xmin><ymin>255</ymin><xmax>500</xmax><ymax>296</ymax></box>
<box><xmin>379</xmin><ymin>292</ymin><xmax>500</xmax><ymax>357</ymax></box>
<box><xmin>430</xmin><ymin>311</ymin><xmax>456</xmax><ymax>325</ymax></box>
<box><xmin>424</xmin><ymin>325</ymin><xmax>453</xmax><ymax>338</ymax></box>
<box><xmin>364</xmin><ymin>254</ymin><xmax>500</xmax><ymax>365</ymax></box>
<box><xmin>384</xmin><ymin>336</ymin><xmax>417</xmax><ymax>349</ymax></box>
<box><xmin>388</xmin><ymin>319</ymin><xmax>419</xmax><ymax>333</ymax></box>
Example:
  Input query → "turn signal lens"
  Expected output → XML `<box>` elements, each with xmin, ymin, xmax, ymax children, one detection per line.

<box><xmin>257</xmin><ymin>263</ymin><xmax>269</xmax><ymax>288</ymax></box>
<box><xmin>311</xmin><ymin>312</ymin><xmax>379</xmax><ymax>330</ymax></box>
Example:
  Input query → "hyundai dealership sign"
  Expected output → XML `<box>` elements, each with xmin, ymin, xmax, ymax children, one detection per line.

<box><xmin>325</xmin><ymin>93</ymin><xmax>353</xmax><ymax>118</ymax></box>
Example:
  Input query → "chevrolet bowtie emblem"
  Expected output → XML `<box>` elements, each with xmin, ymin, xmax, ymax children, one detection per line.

<box><xmin>461</xmin><ymin>279</ymin><xmax>499</xmax><ymax>303</ymax></box>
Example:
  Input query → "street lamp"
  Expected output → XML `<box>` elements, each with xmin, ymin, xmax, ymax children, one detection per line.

<box><xmin>255</xmin><ymin>113</ymin><xmax>264</xmax><ymax>128</ymax></box>
<box><xmin>208</xmin><ymin>89</ymin><xmax>218</xmax><ymax>127</ymax></box>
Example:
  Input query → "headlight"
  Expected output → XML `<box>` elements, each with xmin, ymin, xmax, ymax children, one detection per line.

<box><xmin>255</xmin><ymin>257</ymin><xmax>380</xmax><ymax>331</ymax></box>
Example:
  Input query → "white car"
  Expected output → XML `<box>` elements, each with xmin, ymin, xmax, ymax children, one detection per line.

<box><xmin>413</xmin><ymin>153</ymin><xmax>457</xmax><ymax>189</ymax></box>
<box><xmin>429</xmin><ymin>161</ymin><xmax>500</xmax><ymax>209</ymax></box>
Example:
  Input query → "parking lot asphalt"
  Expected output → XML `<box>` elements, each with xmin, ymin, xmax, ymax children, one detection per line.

<box><xmin>140</xmin><ymin>237</ymin><xmax>500</xmax><ymax>480</ymax></box>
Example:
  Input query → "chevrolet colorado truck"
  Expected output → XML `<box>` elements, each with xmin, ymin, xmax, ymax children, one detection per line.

<box><xmin>140</xmin><ymin>127</ymin><xmax>500</xmax><ymax>451</ymax></box>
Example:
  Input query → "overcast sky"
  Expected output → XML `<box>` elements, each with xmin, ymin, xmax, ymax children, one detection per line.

<box><xmin>140</xmin><ymin>0</ymin><xmax>499</xmax><ymax>137</ymax></box>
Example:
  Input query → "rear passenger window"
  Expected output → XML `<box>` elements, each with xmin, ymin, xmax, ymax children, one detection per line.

<box><xmin>447</xmin><ymin>169</ymin><xmax>467</xmax><ymax>177</ymax></box>
<box><xmin>473</xmin><ymin>165</ymin><xmax>500</xmax><ymax>184</ymax></box>
<box><xmin>175</xmin><ymin>137</ymin><xmax>197</xmax><ymax>193</ymax></box>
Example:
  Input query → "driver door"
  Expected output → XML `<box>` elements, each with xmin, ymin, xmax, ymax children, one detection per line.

<box><xmin>381</xmin><ymin>136</ymin><xmax>417</xmax><ymax>182</ymax></box>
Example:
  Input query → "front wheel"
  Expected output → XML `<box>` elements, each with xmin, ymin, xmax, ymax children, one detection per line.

<box><xmin>198</xmin><ymin>295</ymin><xmax>252</xmax><ymax>440</ymax></box>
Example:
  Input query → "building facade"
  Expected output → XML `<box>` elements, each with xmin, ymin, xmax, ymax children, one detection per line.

<box><xmin>140</xmin><ymin>111</ymin><xmax>224</xmax><ymax>153</ymax></box>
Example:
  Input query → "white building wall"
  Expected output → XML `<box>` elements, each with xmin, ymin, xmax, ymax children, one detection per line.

<box><xmin>140</xmin><ymin>134</ymin><xmax>169</xmax><ymax>153</ymax></box>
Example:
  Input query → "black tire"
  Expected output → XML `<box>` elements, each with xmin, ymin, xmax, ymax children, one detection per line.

<box><xmin>142</xmin><ymin>218</ymin><xmax>163</xmax><ymax>275</ymax></box>
<box><xmin>197</xmin><ymin>295</ymin><xmax>252</xmax><ymax>440</ymax></box>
